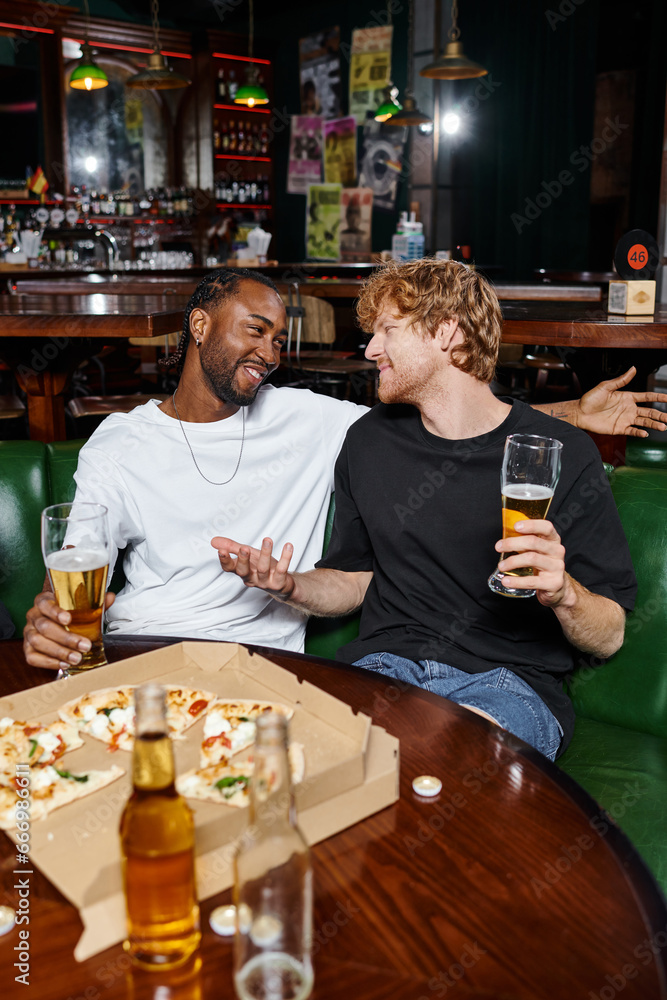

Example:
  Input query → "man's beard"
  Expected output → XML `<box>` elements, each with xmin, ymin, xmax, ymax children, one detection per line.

<box><xmin>200</xmin><ymin>346</ymin><xmax>266</xmax><ymax>406</ymax></box>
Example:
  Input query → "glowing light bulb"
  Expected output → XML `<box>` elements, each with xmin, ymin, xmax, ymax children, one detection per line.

<box><xmin>84</xmin><ymin>77</ymin><xmax>93</xmax><ymax>91</ymax></box>
<box><xmin>247</xmin><ymin>97</ymin><xmax>255</xmax><ymax>107</ymax></box>
<box><xmin>85</xmin><ymin>156</ymin><xmax>98</xmax><ymax>173</ymax></box>
<box><xmin>442</xmin><ymin>112</ymin><xmax>460</xmax><ymax>135</ymax></box>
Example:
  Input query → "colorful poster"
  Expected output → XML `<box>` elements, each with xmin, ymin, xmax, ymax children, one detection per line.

<box><xmin>358</xmin><ymin>119</ymin><xmax>407</xmax><ymax>211</ymax></box>
<box><xmin>306</xmin><ymin>183</ymin><xmax>341</xmax><ymax>260</ymax></box>
<box><xmin>288</xmin><ymin>116</ymin><xmax>323</xmax><ymax>195</ymax></box>
<box><xmin>340</xmin><ymin>187</ymin><xmax>373</xmax><ymax>259</ymax></box>
<box><xmin>349</xmin><ymin>26</ymin><xmax>393</xmax><ymax>125</ymax></box>
<box><xmin>323</xmin><ymin>117</ymin><xmax>357</xmax><ymax>187</ymax></box>
<box><xmin>299</xmin><ymin>27</ymin><xmax>342</xmax><ymax>121</ymax></box>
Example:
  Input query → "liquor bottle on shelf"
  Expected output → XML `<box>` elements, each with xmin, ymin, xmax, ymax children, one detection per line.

<box><xmin>260</xmin><ymin>125</ymin><xmax>269</xmax><ymax>156</ymax></box>
<box><xmin>216</xmin><ymin>66</ymin><xmax>226</xmax><ymax>101</ymax></box>
<box><xmin>221</xmin><ymin>121</ymin><xmax>230</xmax><ymax>152</ymax></box>
<box><xmin>237</xmin><ymin>120</ymin><xmax>245</xmax><ymax>154</ymax></box>
<box><xmin>233</xmin><ymin>714</ymin><xmax>313</xmax><ymax>1000</ymax></box>
<box><xmin>228</xmin><ymin>68</ymin><xmax>238</xmax><ymax>100</ymax></box>
<box><xmin>214</xmin><ymin>128</ymin><xmax>221</xmax><ymax>151</ymax></box>
<box><xmin>119</xmin><ymin>684</ymin><xmax>200</xmax><ymax>969</ymax></box>
<box><xmin>229</xmin><ymin>121</ymin><xmax>238</xmax><ymax>153</ymax></box>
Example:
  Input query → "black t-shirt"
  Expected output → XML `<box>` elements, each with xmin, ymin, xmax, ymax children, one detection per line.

<box><xmin>317</xmin><ymin>400</ymin><xmax>637</xmax><ymax>749</ymax></box>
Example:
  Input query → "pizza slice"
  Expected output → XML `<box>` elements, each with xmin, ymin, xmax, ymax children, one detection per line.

<box><xmin>177</xmin><ymin>742</ymin><xmax>305</xmax><ymax>808</ymax></box>
<box><xmin>0</xmin><ymin>716</ymin><xmax>84</xmax><ymax>773</ymax></box>
<box><xmin>200</xmin><ymin>699</ymin><xmax>294</xmax><ymax>766</ymax></box>
<box><xmin>58</xmin><ymin>684</ymin><xmax>214</xmax><ymax>752</ymax></box>
<box><xmin>0</xmin><ymin>763</ymin><xmax>124</xmax><ymax>829</ymax></box>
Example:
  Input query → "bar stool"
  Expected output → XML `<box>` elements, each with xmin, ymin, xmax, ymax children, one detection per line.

<box><xmin>67</xmin><ymin>393</ymin><xmax>168</xmax><ymax>437</ymax></box>
<box><xmin>522</xmin><ymin>350</ymin><xmax>581</xmax><ymax>401</ymax></box>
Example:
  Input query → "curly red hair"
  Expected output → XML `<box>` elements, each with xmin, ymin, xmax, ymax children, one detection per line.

<box><xmin>356</xmin><ymin>258</ymin><xmax>502</xmax><ymax>384</ymax></box>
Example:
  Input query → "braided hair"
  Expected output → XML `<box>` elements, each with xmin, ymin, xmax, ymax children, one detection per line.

<box><xmin>159</xmin><ymin>268</ymin><xmax>280</xmax><ymax>378</ymax></box>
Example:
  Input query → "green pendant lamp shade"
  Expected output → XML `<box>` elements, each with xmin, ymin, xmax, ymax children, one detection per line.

<box><xmin>374</xmin><ymin>85</ymin><xmax>402</xmax><ymax>122</ymax></box>
<box><xmin>69</xmin><ymin>41</ymin><xmax>108</xmax><ymax>91</ymax></box>
<box><xmin>69</xmin><ymin>0</ymin><xmax>108</xmax><ymax>91</ymax></box>
<box><xmin>235</xmin><ymin>65</ymin><xmax>269</xmax><ymax>107</ymax></box>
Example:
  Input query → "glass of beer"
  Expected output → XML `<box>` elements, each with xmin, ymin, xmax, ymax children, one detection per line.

<box><xmin>41</xmin><ymin>502</ymin><xmax>110</xmax><ymax>671</ymax></box>
<box><xmin>488</xmin><ymin>434</ymin><xmax>562</xmax><ymax>599</ymax></box>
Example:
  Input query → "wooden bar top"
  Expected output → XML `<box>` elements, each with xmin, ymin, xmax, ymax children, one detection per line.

<box><xmin>8</xmin><ymin>270</ymin><xmax>602</xmax><ymax>302</ymax></box>
<box><xmin>0</xmin><ymin>293</ymin><xmax>187</xmax><ymax>338</ymax></box>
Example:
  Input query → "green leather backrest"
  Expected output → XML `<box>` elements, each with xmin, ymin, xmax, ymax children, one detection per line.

<box><xmin>303</xmin><ymin>493</ymin><xmax>361</xmax><ymax>659</ymax></box>
<box><xmin>0</xmin><ymin>442</ymin><xmax>50</xmax><ymax>631</ymax></box>
<box><xmin>625</xmin><ymin>438</ymin><xmax>667</xmax><ymax>470</ymax></box>
<box><xmin>568</xmin><ymin>467</ymin><xmax>667</xmax><ymax>738</ymax></box>
<box><xmin>46</xmin><ymin>440</ymin><xmax>86</xmax><ymax>504</ymax></box>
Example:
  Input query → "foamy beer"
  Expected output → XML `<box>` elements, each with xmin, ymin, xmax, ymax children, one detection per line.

<box><xmin>488</xmin><ymin>435</ymin><xmax>562</xmax><ymax>599</ymax></box>
<box><xmin>41</xmin><ymin>503</ymin><xmax>110</xmax><ymax>670</ymax></box>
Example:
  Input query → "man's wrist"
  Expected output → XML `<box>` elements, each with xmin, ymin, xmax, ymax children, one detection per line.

<box><xmin>272</xmin><ymin>575</ymin><xmax>296</xmax><ymax>603</ymax></box>
<box><xmin>548</xmin><ymin>574</ymin><xmax>577</xmax><ymax>610</ymax></box>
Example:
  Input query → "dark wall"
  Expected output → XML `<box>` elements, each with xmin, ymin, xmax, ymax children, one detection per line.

<box><xmin>449</xmin><ymin>0</ymin><xmax>666</xmax><ymax>280</ymax></box>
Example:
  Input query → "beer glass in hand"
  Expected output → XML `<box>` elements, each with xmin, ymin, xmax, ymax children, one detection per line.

<box><xmin>488</xmin><ymin>434</ymin><xmax>562</xmax><ymax>599</ymax></box>
<box><xmin>41</xmin><ymin>502</ymin><xmax>110</xmax><ymax>672</ymax></box>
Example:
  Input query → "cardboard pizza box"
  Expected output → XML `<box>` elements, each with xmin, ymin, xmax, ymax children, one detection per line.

<box><xmin>0</xmin><ymin>642</ymin><xmax>400</xmax><ymax>960</ymax></box>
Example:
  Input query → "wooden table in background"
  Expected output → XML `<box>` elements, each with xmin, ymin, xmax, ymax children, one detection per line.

<box><xmin>500</xmin><ymin>301</ymin><xmax>667</xmax><ymax>349</ymax></box>
<box><xmin>0</xmin><ymin>635</ymin><xmax>665</xmax><ymax>1000</ymax></box>
<box><xmin>0</xmin><ymin>294</ymin><xmax>187</xmax><ymax>442</ymax></box>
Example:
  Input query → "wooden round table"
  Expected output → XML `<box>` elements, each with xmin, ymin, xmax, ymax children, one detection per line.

<box><xmin>0</xmin><ymin>635</ymin><xmax>665</xmax><ymax>1000</ymax></box>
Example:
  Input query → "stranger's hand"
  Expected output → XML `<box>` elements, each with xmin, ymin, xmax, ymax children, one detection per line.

<box><xmin>212</xmin><ymin>536</ymin><xmax>295</xmax><ymax>600</ymax></box>
<box><xmin>495</xmin><ymin>520</ymin><xmax>573</xmax><ymax>607</ymax></box>
<box><xmin>23</xmin><ymin>590</ymin><xmax>115</xmax><ymax>671</ymax></box>
<box><xmin>577</xmin><ymin>366</ymin><xmax>667</xmax><ymax>437</ymax></box>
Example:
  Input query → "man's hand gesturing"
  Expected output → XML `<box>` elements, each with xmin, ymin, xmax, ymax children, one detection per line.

<box><xmin>212</xmin><ymin>536</ymin><xmax>296</xmax><ymax>600</ymax></box>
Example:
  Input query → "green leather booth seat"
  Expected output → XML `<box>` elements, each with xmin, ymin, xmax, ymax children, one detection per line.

<box><xmin>558</xmin><ymin>466</ymin><xmax>667</xmax><ymax>895</ymax></box>
<box><xmin>1</xmin><ymin>443</ymin><xmax>666</xmax><ymax>895</ymax></box>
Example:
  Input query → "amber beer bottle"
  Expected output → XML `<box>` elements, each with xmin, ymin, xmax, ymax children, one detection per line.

<box><xmin>120</xmin><ymin>684</ymin><xmax>201</xmax><ymax>968</ymax></box>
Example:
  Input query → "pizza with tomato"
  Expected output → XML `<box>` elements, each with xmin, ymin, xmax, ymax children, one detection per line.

<box><xmin>199</xmin><ymin>699</ymin><xmax>294</xmax><ymax>766</ymax></box>
<box><xmin>0</xmin><ymin>716</ymin><xmax>83</xmax><ymax>772</ymax></box>
<box><xmin>58</xmin><ymin>685</ymin><xmax>214</xmax><ymax>752</ymax></box>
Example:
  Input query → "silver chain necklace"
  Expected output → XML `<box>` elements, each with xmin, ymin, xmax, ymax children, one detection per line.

<box><xmin>172</xmin><ymin>388</ymin><xmax>245</xmax><ymax>486</ymax></box>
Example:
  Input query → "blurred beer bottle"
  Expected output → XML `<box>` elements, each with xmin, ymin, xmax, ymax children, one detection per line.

<box><xmin>120</xmin><ymin>683</ymin><xmax>201</xmax><ymax>969</ymax></box>
<box><xmin>233</xmin><ymin>713</ymin><xmax>313</xmax><ymax>1000</ymax></box>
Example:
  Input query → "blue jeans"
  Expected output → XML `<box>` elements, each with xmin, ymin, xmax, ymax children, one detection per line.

<box><xmin>353</xmin><ymin>653</ymin><xmax>562</xmax><ymax>761</ymax></box>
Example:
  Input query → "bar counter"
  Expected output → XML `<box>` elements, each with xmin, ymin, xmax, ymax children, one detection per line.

<box><xmin>3</xmin><ymin>264</ymin><xmax>602</xmax><ymax>302</ymax></box>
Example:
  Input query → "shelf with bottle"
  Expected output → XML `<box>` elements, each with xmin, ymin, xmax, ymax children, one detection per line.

<box><xmin>214</xmin><ymin>173</ymin><xmax>271</xmax><ymax>207</ymax></box>
<box><xmin>213</xmin><ymin>116</ymin><xmax>271</xmax><ymax>158</ymax></box>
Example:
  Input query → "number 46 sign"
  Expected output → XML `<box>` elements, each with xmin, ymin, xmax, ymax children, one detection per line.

<box><xmin>614</xmin><ymin>229</ymin><xmax>660</xmax><ymax>281</ymax></box>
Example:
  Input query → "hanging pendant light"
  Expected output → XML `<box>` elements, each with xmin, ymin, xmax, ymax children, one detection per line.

<box><xmin>374</xmin><ymin>84</ymin><xmax>402</xmax><ymax>122</ymax></box>
<box><xmin>420</xmin><ymin>0</ymin><xmax>487</xmax><ymax>80</ymax></box>
<box><xmin>234</xmin><ymin>0</ymin><xmax>269</xmax><ymax>107</ymax></box>
<box><xmin>373</xmin><ymin>0</ymin><xmax>401</xmax><ymax>122</ymax></box>
<box><xmin>390</xmin><ymin>0</ymin><xmax>432</xmax><ymax>126</ymax></box>
<box><xmin>69</xmin><ymin>0</ymin><xmax>108</xmax><ymax>91</ymax></box>
<box><xmin>126</xmin><ymin>0</ymin><xmax>190</xmax><ymax>90</ymax></box>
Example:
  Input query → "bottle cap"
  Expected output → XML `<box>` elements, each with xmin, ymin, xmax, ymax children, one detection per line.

<box><xmin>412</xmin><ymin>774</ymin><xmax>442</xmax><ymax>797</ymax></box>
<box><xmin>0</xmin><ymin>905</ymin><xmax>15</xmax><ymax>935</ymax></box>
<box><xmin>209</xmin><ymin>903</ymin><xmax>251</xmax><ymax>937</ymax></box>
<box><xmin>249</xmin><ymin>914</ymin><xmax>282</xmax><ymax>947</ymax></box>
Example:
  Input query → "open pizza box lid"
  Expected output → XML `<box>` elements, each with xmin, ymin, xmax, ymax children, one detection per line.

<box><xmin>1</xmin><ymin>642</ymin><xmax>400</xmax><ymax>960</ymax></box>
